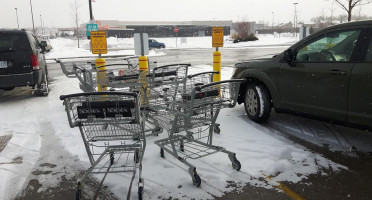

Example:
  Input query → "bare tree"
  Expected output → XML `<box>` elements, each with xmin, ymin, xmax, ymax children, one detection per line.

<box><xmin>236</xmin><ymin>22</ymin><xmax>251</xmax><ymax>39</ymax></box>
<box><xmin>329</xmin><ymin>1</ymin><xmax>337</xmax><ymax>24</ymax></box>
<box><xmin>71</xmin><ymin>0</ymin><xmax>81</xmax><ymax>48</ymax></box>
<box><xmin>334</xmin><ymin>0</ymin><xmax>372</xmax><ymax>22</ymax></box>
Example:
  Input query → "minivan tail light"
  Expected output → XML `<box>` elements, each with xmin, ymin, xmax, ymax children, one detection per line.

<box><xmin>31</xmin><ymin>54</ymin><xmax>40</xmax><ymax>70</ymax></box>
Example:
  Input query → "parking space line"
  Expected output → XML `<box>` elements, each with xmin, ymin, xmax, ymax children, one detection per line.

<box><xmin>263</xmin><ymin>174</ymin><xmax>306</xmax><ymax>200</ymax></box>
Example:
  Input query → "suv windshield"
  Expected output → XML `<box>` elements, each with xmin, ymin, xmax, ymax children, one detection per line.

<box><xmin>0</xmin><ymin>32</ymin><xmax>30</xmax><ymax>51</ymax></box>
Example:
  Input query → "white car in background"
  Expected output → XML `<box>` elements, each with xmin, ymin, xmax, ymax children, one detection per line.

<box><xmin>38</xmin><ymin>35</ymin><xmax>53</xmax><ymax>52</ymax></box>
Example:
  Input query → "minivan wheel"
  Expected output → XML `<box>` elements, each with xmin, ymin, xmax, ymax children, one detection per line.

<box><xmin>35</xmin><ymin>71</ymin><xmax>49</xmax><ymax>96</ymax></box>
<box><xmin>244</xmin><ymin>83</ymin><xmax>271</xmax><ymax>123</ymax></box>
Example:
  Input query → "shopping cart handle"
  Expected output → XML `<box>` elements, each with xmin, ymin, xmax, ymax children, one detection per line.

<box><xmin>195</xmin><ymin>79</ymin><xmax>247</xmax><ymax>91</ymax></box>
<box><xmin>95</xmin><ymin>63</ymin><xmax>132</xmax><ymax>69</ymax></box>
<box><xmin>187</xmin><ymin>71</ymin><xmax>219</xmax><ymax>79</ymax></box>
<box><xmin>60</xmin><ymin>91</ymin><xmax>138</xmax><ymax>100</ymax></box>
<box><xmin>72</xmin><ymin>63</ymin><xmax>86</xmax><ymax>72</ymax></box>
<box><xmin>153</xmin><ymin>63</ymin><xmax>191</xmax><ymax>71</ymax></box>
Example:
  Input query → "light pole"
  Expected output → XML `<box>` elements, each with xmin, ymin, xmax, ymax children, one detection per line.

<box><xmin>29</xmin><ymin>0</ymin><xmax>35</xmax><ymax>33</ymax></box>
<box><xmin>272</xmin><ymin>12</ymin><xmax>274</xmax><ymax>34</ymax></box>
<box><xmin>15</xmin><ymin>8</ymin><xmax>19</xmax><ymax>29</ymax></box>
<box><xmin>293</xmin><ymin>2</ymin><xmax>298</xmax><ymax>37</ymax></box>
<box><xmin>88</xmin><ymin>0</ymin><xmax>94</xmax><ymax>39</ymax></box>
<box><xmin>40</xmin><ymin>15</ymin><xmax>43</xmax><ymax>35</ymax></box>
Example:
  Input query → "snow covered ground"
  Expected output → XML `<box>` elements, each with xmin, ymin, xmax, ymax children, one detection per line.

<box><xmin>0</xmin><ymin>35</ymin><xmax>349</xmax><ymax>200</ymax></box>
<box><xmin>46</xmin><ymin>34</ymin><xmax>298</xmax><ymax>60</ymax></box>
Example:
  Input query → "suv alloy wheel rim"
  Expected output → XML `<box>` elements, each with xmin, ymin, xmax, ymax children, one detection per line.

<box><xmin>246</xmin><ymin>89</ymin><xmax>258</xmax><ymax>116</ymax></box>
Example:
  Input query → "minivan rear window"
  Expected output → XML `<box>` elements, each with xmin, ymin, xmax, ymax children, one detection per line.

<box><xmin>0</xmin><ymin>32</ymin><xmax>30</xmax><ymax>51</ymax></box>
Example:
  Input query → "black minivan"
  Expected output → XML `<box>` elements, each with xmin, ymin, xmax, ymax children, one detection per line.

<box><xmin>0</xmin><ymin>29</ymin><xmax>49</xmax><ymax>96</ymax></box>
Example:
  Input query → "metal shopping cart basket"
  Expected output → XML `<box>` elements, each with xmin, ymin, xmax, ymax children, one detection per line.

<box><xmin>152</xmin><ymin>79</ymin><xmax>246</xmax><ymax>186</ymax></box>
<box><xmin>57</xmin><ymin>56</ymin><xmax>139</xmax><ymax>93</ymax></box>
<box><xmin>60</xmin><ymin>91</ymin><xmax>146</xmax><ymax>200</ymax></box>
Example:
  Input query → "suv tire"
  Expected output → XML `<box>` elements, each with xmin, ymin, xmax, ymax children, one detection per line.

<box><xmin>34</xmin><ymin>69</ymin><xmax>49</xmax><ymax>96</ymax></box>
<box><xmin>244</xmin><ymin>83</ymin><xmax>271</xmax><ymax>123</ymax></box>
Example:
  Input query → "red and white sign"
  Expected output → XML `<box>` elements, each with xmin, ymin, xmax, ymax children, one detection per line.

<box><xmin>174</xmin><ymin>27</ymin><xmax>179</xmax><ymax>33</ymax></box>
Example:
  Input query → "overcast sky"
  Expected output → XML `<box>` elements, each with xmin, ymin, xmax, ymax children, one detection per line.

<box><xmin>1</xmin><ymin>0</ymin><xmax>372</xmax><ymax>29</ymax></box>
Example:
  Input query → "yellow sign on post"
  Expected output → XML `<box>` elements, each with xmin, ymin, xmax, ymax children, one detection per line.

<box><xmin>212</xmin><ymin>27</ymin><xmax>224</xmax><ymax>47</ymax></box>
<box><xmin>90</xmin><ymin>31</ymin><xmax>107</xmax><ymax>54</ymax></box>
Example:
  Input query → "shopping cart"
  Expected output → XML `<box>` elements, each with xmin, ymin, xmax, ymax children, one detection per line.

<box><xmin>57</xmin><ymin>56</ymin><xmax>139</xmax><ymax>93</ymax></box>
<box><xmin>152</xmin><ymin>79</ymin><xmax>245</xmax><ymax>186</ymax></box>
<box><xmin>60</xmin><ymin>91</ymin><xmax>146</xmax><ymax>200</ymax></box>
<box><xmin>146</xmin><ymin>64</ymin><xmax>190</xmax><ymax>111</ymax></box>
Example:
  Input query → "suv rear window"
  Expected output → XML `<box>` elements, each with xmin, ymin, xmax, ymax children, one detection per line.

<box><xmin>0</xmin><ymin>32</ymin><xmax>30</xmax><ymax>51</ymax></box>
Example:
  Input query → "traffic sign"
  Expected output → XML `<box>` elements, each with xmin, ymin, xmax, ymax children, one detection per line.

<box><xmin>212</xmin><ymin>27</ymin><xmax>224</xmax><ymax>47</ymax></box>
<box><xmin>174</xmin><ymin>27</ymin><xmax>179</xmax><ymax>33</ymax></box>
<box><xmin>86</xmin><ymin>23</ymin><xmax>98</xmax><ymax>36</ymax></box>
<box><xmin>90</xmin><ymin>31</ymin><xmax>107</xmax><ymax>54</ymax></box>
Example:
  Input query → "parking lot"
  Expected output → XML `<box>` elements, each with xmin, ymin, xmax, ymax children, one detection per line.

<box><xmin>1</xmin><ymin>47</ymin><xmax>372</xmax><ymax>200</ymax></box>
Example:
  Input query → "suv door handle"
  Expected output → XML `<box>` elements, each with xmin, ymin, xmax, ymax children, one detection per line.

<box><xmin>330</xmin><ymin>69</ymin><xmax>347</xmax><ymax>76</ymax></box>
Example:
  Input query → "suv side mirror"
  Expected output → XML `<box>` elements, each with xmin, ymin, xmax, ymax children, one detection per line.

<box><xmin>283</xmin><ymin>49</ymin><xmax>294</xmax><ymax>63</ymax></box>
<box><xmin>40</xmin><ymin>41</ymin><xmax>47</xmax><ymax>48</ymax></box>
<box><xmin>39</xmin><ymin>41</ymin><xmax>47</xmax><ymax>52</ymax></box>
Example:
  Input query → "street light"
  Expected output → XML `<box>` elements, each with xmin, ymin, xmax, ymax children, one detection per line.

<box><xmin>15</xmin><ymin>8</ymin><xmax>19</xmax><ymax>29</ymax></box>
<box><xmin>29</xmin><ymin>0</ymin><xmax>35</xmax><ymax>33</ymax></box>
<box><xmin>88</xmin><ymin>0</ymin><xmax>94</xmax><ymax>39</ymax></box>
<box><xmin>293</xmin><ymin>2</ymin><xmax>298</xmax><ymax>37</ymax></box>
<box><xmin>40</xmin><ymin>14</ymin><xmax>43</xmax><ymax>35</ymax></box>
<box><xmin>272</xmin><ymin>12</ymin><xmax>274</xmax><ymax>34</ymax></box>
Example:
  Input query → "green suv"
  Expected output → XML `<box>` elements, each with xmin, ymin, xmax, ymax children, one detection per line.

<box><xmin>232</xmin><ymin>20</ymin><xmax>372</xmax><ymax>129</ymax></box>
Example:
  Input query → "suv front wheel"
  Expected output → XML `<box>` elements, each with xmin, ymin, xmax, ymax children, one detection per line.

<box><xmin>244</xmin><ymin>83</ymin><xmax>271</xmax><ymax>123</ymax></box>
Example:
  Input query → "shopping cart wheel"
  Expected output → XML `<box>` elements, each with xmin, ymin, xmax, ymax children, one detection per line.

<box><xmin>75</xmin><ymin>188</ymin><xmax>81</xmax><ymax>200</ymax></box>
<box><xmin>180</xmin><ymin>140</ymin><xmax>184</xmax><ymax>152</ymax></box>
<box><xmin>192</xmin><ymin>171</ymin><xmax>201</xmax><ymax>187</ymax></box>
<box><xmin>160</xmin><ymin>148</ymin><xmax>165</xmax><ymax>158</ymax></box>
<box><xmin>138</xmin><ymin>186</ymin><xmax>144</xmax><ymax>200</ymax></box>
<box><xmin>110</xmin><ymin>153</ymin><xmax>115</xmax><ymax>166</ymax></box>
<box><xmin>232</xmin><ymin>159</ymin><xmax>241</xmax><ymax>171</ymax></box>
<box><xmin>152</xmin><ymin>127</ymin><xmax>163</xmax><ymax>136</ymax></box>
<box><xmin>134</xmin><ymin>150</ymin><xmax>140</xmax><ymax>163</ymax></box>
<box><xmin>214</xmin><ymin>125</ymin><xmax>221</xmax><ymax>134</ymax></box>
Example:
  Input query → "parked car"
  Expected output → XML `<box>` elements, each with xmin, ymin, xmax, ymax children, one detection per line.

<box><xmin>149</xmin><ymin>39</ymin><xmax>166</xmax><ymax>49</ymax></box>
<box><xmin>0</xmin><ymin>29</ymin><xmax>49</xmax><ymax>96</ymax></box>
<box><xmin>232</xmin><ymin>20</ymin><xmax>372</xmax><ymax>129</ymax></box>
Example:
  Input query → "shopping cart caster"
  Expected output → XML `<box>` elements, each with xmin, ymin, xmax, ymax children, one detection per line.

<box><xmin>138</xmin><ymin>186</ymin><xmax>144</xmax><ymax>200</ymax></box>
<box><xmin>192</xmin><ymin>171</ymin><xmax>201</xmax><ymax>187</ymax></box>
<box><xmin>214</xmin><ymin>124</ymin><xmax>221</xmax><ymax>134</ymax></box>
<box><xmin>110</xmin><ymin>152</ymin><xmax>115</xmax><ymax>166</ymax></box>
<box><xmin>232</xmin><ymin>159</ymin><xmax>241</xmax><ymax>171</ymax></box>
<box><xmin>134</xmin><ymin>150</ymin><xmax>140</xmax><ymax>163</ymax></box>
<box><xmin>180</xmin><ymin>140</ymin><xmax>184</xmax><ymax>152</ymax></box>
<box><xmin>160</xmin><ymin>148</ymin><xmax>165</xmax><ymax>158</ymax></box>
<box><xmin>75</xmin><ymin>182</ymin><xmax>82</xmax><ymax>200</ymax></box>
<box><xmin>228</xmin><ymin>154</ymin><xmax>241</xmax><ymax>171</ymax></box>
<box><xmin>152</xmin><ymin>127</ymin><xmax>163</xmax><ymax>136</ymax></box>
<box><xmin>75</xmin><ymin>188</ymin><xmax>82</xmax><ymax>200</ymax></box>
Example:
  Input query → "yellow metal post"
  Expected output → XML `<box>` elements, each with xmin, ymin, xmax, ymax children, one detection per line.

<box><xmin>139</xmin><ymin>56</ymin><xmax>149</xmax><ymax>105</ymax></box>
<box><xmin>96</xmin><ymin>58</ymin><xmax>107</xmax><ymax>91</ymax></box>
<box><xmin>213</xmin><ymin>50</ymin><xmax>221</xmax><ymax>82</ymax></box>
